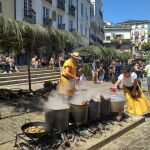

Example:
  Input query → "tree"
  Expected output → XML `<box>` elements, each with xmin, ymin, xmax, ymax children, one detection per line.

<box><xmin>141</xmin><ymin>41</ymin><xmax>150</xmax><ymax>52</ymax></box>
<box><xmin>0</xmin><ymin>16</ymin><xmax>84</xmax><ymax>91</ymax></box>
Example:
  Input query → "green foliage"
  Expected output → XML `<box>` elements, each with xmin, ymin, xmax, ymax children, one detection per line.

<box><xmin>75</xmin><ymin>45</ymin><xmax>130</xmax><ymax>62</ymax></box>
<box><xmin>81</xmin><ymin>64</ymin><xmax>92</xmax><ymax>77</ymax></box>
<box><xmin>0</xmin><ymin>16</ymin><xmax>84</xmax><ymax>53</ymax></box>
<box><xmin>141</xmin><ymin>41</ymin><xmax>150</xmax><ymax>52</ymax></box>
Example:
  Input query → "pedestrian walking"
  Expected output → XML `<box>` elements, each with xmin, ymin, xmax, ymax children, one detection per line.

<box><xmin>144</xmin><ymin>61</ymin><xmax>150</xmax><ymax>94</ymax></box>
<box><xmin>91</xmin><ymin>60</ymin><xmax>98</xmax><ymax>83</ymax></box>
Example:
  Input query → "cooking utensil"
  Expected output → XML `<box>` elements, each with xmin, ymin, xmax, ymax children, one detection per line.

<box><xmin>69</xmin><ymin>103</ymin><xmax>88</xmax><ymax>125</ymax></box>
<box><xmin>110</xmin><ymin>95</ymin><xmax>125</xmax><ymax>112</ymax></box>
<box><xmin>45</xmin><ymin>108</ymin><xmax>69</xmax><ymax>132</ymax></box>
<box><xmin>88</xmin><ymin>100</ymin><xmax>100</xmax><ymax>122</ymax></box>
<box><xmin>21</xmin><ymin>122</ymin><xmax>50</xmax><ymax>139</ymax></box>
<box><xmin>100</xmin><ymin>99</ymin><xmax>111</xmax><ymax>118</ymax></box>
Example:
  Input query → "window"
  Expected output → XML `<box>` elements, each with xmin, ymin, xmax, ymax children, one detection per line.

<box><xmin>80</xmin><ymin>24</ymin><xmax>83</xmax><ymax>35</ymax></box>
<box><xmin>69</xmin><ymin>0</ymin><xmax>73</xmax><ymax>7</ymax></box>
<box><xmin>81</xmin><ymin>3</ymin><xmax>84</xmax><ymax>18</ymax></box>
<box><xmin>0</xmin><ymin>2</ymin><xmax>2</xmax><ymax>13</ymax></box>
<box><xmin>69</xmin><ymin>20</ymin><xmax>73</xmax><ymax>30</ymax></box>
<box><xmin>58</xmin><ymin>14</ymin><xmax>63</xmax><ymax>25</ymax></box>
<box><xmin>85</xmin><ymin>7</ymin><xmax>88</xmax><ymax>21</ymax></box>
<box><xmin>116</xmin><ymin>34</ymin><xmax>122</xmax><ymax>39</ymax></box>
<box><xmin>85</xmin><ymin>27</ymin><xmax>87</xmax><ymax>37</ymax></box>
<box><xmin>106</xmin><ymin>36</ymin><xmax>110</xmax><ymax>41</ymax></box>
<box><xmin>24</xmin><ymin>0</ymin><xmax>32</xmax><ymax>12</ymax></box>
<box><xmin>43</xmin><ymin>7</ymin><xmax>49</xmax><ymax>18</ymax></box>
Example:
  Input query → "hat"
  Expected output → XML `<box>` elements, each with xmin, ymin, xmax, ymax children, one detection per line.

<box><xmin>70</xmin><ymin>52</ymin><xmax>81</xmax><ymax>60</ymax></box>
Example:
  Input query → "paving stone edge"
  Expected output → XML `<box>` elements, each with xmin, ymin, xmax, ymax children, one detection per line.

<box><xmin>86</xmin><ymin>117</ymin><xmax>145</xmax><ymax>150</ymax></box>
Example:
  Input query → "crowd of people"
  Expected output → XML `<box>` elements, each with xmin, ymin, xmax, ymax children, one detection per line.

<box><xmin>58</xmin><ymin>52</ymin><xmax>149</xmax><ymax>116</ymax></box>
<box><xmin>0</xmin><ymin>54</ymin><xmax>19</xmax><ymax>73</ymax></box>
<box><xmin>91</xmin><ymin>59</ymin><xmax>147</xmax><ymax>85</ymax></box>
<box><xmin>31</xmin><ymin>55</ymin><xmax>65</xmax><ymax>70</ymax></box>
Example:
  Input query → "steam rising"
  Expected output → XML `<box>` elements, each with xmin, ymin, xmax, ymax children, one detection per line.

<box><xmin>45</xmin><ymin>82</ymin><xmax>112</xmax><ymax>110</ymax></box>
<box><xmin>45</xmin><ymin>91</ymin><xmax>69</xmax><ymax>110</ymax></box>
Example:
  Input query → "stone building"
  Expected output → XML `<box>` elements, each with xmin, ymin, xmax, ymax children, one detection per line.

<box><xmin>116</xmin><ymin>20</ymin><xmax>150</xmax><ymax>50</ymax></box>
<box><xmin>0</xmin><ymin>0</ymin><xmax>92</xmax><ymax>45</ymax></box>
<box><xmin>90</xmin><ymin>0</ymin><xmax>104</xmax><ymax>45</ymax></box>
<box><xmin>104</xmin><ymin>20</ymin><xmax>150</xmax><ymax>51</ymax></box>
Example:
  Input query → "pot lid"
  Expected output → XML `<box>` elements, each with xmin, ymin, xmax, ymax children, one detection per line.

<box><xmin>110</xmin><ymin>95</ymin><xmax>124</xmax><ymax>101</ymax></box>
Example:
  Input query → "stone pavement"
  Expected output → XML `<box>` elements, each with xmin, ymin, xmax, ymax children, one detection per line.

<box><xmin>100</xmin><ymin>118</ymin><xmax>150</xmax><ymax>150</ymax></box>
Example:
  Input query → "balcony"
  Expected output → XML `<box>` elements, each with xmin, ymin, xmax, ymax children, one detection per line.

<box><xmin>57</xmin><ymin>0</ymin><xmax>65</xmax><ymax>11</ymax></box>
<box><xmin>90</xmin><ymin>34</ymin><xmax>103</xmax><ymax>44</ymax></box>
<box><xmin>46</xmin><ymin>0</ymin><xmax>52</xmax><ymax>4</ymax></box>
<box><xmin>68</xmin><ymin>5</ymin><xmax>76</xmax><ymax>17</ymax></box>
<box><xmin>99</xmin><ymin>10</ymin><xmax>103</xmax><ymax>19</ymax></box>
<box><xmin>69</xmin><ymin>28</ymin><xmax>75</xmax><ymax>32</ymax></box>
<box><xmin>111</xmin><ymin>39</ymin><xmax>131</xmax><ymax>44</ymax></box>
<box><xmin>24</xmin><ymin>9</ymin><xmax>36</xmax><ymax>24</ymax></box>
<box><xmin>43</xmin><ymin>18</ymin><xmax>53</xmax><ymax>26</ymax></box>
<box><xmin>58</xmin><ymin>24</ymin><xmax>65</xmax><ymax>30</ymax></box>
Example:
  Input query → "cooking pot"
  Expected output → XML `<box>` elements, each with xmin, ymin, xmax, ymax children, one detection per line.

<box><xmin>88</xmin><ymin>100</ymin><xmax>100</xmax><ymax>122</ymax></box>
<box><xmin>45</xmin><ymin>108</ymin><xmax>69</xmax><ymax>132</ymax></box>
<box><xmin>100</xmin><ymin>99</ymin><xmax>111</xmax><ymax>118</ymax></box>
<box><xmin>69</xmin><ymin>103</ymin><xmax>88</xmax><ymax>125</ymax></box>
<box><xmin>110</xmin><ymin>95</ymin><xmax>125</xmax><ymax>112</ymax></box>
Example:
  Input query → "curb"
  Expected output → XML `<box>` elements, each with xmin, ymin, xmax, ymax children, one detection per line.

<box><xmin>79</xmin><ymin>117</ymin><xmax>145</xmax><ymax>150</ymax></box>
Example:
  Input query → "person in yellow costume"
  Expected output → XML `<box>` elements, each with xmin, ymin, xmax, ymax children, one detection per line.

<box><xmin>114</xmin><ymin>67</ymin><xmax>150</xmax><ymax>115</ymax></box>
<box><xmin>59</xmin><ymin>52</ymin><xmax>81</xmax><ymax>97</ymax></box>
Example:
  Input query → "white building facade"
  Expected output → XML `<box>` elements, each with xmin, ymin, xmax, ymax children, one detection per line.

<box><xmin>104</xmin><ymin>25</ymin><xmax>131</xmax><ymax>50</ymax></box>
<box><xmin>117</xmin><ymin>20</ymin><xmax>150</xmax><ymax>50</ymax></box>
<box><xmin>90</xmin><ymin>0</ymin><xmax>104</xmax><ymax>45</ymax></box>
<box><xmin>14</xmin><ymin>0</ymin><xmax>91</xmax><ymax>45</ymax></box>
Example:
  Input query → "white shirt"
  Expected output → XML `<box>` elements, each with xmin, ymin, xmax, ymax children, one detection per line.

<box><xmin>118</xmin><ymin>72</ymin><xmax>137</xmax><ymax>87</ymax></box>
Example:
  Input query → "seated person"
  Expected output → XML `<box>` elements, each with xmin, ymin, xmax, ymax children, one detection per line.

<box><xmin>31</xmin><ymin>55</ymin><xmax>39</xmax><ymax>69</ymax></box>
<box><xmin>41</xmin><ymin>58</ymin><xmax>48</xmax><ymax>68</ymax></box>
<box><xmin>9</xmin><ymin>54</ymin><xmax>19</xmax><ymax>72</ymax></box>
<box><xmin>49</xmin><ymin>57</ymin><xmax>55</xmax><ymax>70</ymax></box>
<box><xmin>3</xmin><ymin>55</ymin><xmax>11</xmax><ymax>73</ymax></box>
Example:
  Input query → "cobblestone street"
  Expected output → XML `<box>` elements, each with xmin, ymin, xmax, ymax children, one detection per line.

<box><xmin>100</xmin><ymin>118</ymin><xmax>150</xmax><ymax>150</ymax></box>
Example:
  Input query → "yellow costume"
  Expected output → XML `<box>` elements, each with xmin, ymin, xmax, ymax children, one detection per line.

<box><xmin>59</xmin><ymin>59</ymin><xmax>77</xmax><ymax>96</ymax></box>
<box><xmin>124</xmin><ymin>86</ymin><xmax>150</xmax><ymax>115</ymax></box>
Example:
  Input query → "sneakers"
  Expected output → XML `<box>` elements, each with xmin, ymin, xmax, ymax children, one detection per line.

<box><xmin>3</xmin><ymin>71</ymin><xmax>7</xmax><ymax>74</ymax></box>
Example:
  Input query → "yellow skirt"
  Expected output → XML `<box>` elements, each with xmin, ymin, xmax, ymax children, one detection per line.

<box><xmin>59</xmin><ymin>76</ymin><xmax>76</xmax><ymax>97</ymax></box>
<box><xmin>124</xmin><ymin>87</ymin><xmax>150</xmax><ymax>115</ymax></box>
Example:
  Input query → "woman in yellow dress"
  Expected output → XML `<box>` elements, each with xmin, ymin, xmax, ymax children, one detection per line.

<box><xmin>114</xmin><ymin>67</ymin><xmax>150</xmax><ymax>115</ymax></box>
<box><xmin>59</xmin><ymin>52</ymin><xmax>81</xmax><ymax>97</ymax></box>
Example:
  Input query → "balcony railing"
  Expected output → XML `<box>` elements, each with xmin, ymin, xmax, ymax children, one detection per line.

<box><xmin>68</xmin><ymin>5</ymin><xmax>76</xmax><ymax>17</ymax></box>
<box><xmin>24</xmin><ymin>9</ymin><xmax>36</xmax><ymax>24</ymax></box>
<box><xmin>46</xmin><ymin>0</ymin><xmax>52</xmax><ymax>4</ymax></box>
<box><xmin>58</xmin><ymin>24</ymin><xmax>65</xmax><ymax>30</ymax></box>
<box><xmin>57</xmin><ymin>0</ymin><xmax>65</xmax><ymax>11</ymax></box>
<box><xmin>111</xmin><ymin>39</ymin><xmax>131</xmax><ymax>44</ymax></box>
<box><xmin>43</xmin><ymin>18</ymin><xmax>53</xmax><ymax>26</ymax></box>
<box><xmin>69</xmin><ymin>28</ymin><xmax>75</xmax><ymax>32</ymax></box>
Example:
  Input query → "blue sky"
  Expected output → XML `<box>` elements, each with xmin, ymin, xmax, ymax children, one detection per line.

<box><xmin>103</xmin><ymin>0</ymin><xmax>150</xmax><ymax>24</ymax></box>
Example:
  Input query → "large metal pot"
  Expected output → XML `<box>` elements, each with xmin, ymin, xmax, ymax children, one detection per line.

<box><xmin>88</xmin><ymin>100</ymin><xmax>100</xmax><ymax>122</ymax></box>
<box><xmin>110</xmin><ymin>95</ymin><xmax>125</xmax><ymax>112</ymax></box>
<box><xmin>70</xmin><ymin>103</ymin><xmax>88</xmax><ymax>125</ymax></box>
<box><xmin>45</xmin><ymin>108</ymin><xmax>69</xmax><ymax>132</ymax></box>
<box><xmin>100</xmin><ymin>99</ymin><xmax>111</xmax><ymax>118</ymax></box>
